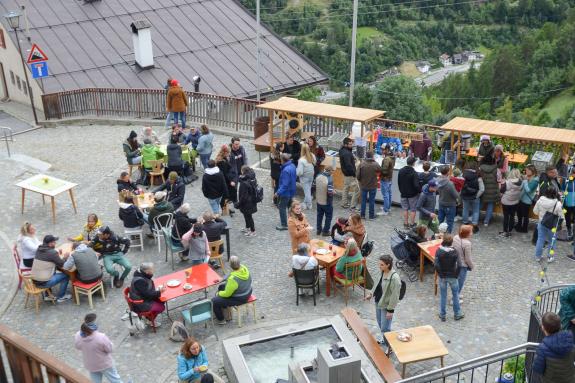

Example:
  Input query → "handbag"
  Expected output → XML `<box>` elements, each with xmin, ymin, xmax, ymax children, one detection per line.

<box><xmin>541</xmin><ymin>201</ymin><xmax>561</xmax><ymax>230</ymax></box>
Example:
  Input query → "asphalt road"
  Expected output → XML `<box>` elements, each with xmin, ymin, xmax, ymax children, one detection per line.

<box><xmin>416</xmin><ymin>62</ymin><xmax>482</xmax><ymax>86</ymax></box>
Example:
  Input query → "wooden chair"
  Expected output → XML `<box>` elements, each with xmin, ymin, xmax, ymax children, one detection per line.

<box><xmin>333</xmin><ymin>259</ymin><xmax>366</xmax><ymax>305</ymax></box>
<box><xmin>13</xmin><ymin>244</ymin><xmax>31</xmax><ymax>289</ymax></box>
<box><xmin>127</xmin><ymin>163</ymin><xmax>140</xmax><ymax>178</ymax></box>
<box><xmin>21</xmin><ymin>271</ymin><xmax>55</xmax><ymax>313</ymax></box>
<box><xmin>73</xmin><ymin>279</ymin><xmax>105</xmax><ymax>309</ymax></box>
<box><xmin>226</xmin><ymin>294</ymin><xmax>258</xmax><ymax>328</ymax></box>
<box><xmin>208</xmin><ymin>239</ymin><xmax>225</xmax><ymax>273</ymax></box>
<box><xmin>148</xmin><ymin>160</ymin><xmax>165</xmax><ymax>186</ymax></box>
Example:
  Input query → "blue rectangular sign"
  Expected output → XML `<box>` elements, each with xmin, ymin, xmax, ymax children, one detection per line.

<box><xmin>30</xmin><ymin>61</ymin><xmax>48</xmax><ymax>79</ymax></box>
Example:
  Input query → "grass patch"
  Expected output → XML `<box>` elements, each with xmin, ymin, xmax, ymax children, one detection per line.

<box><xmin>542</xmin><ymin>88</ymin><xmax>575</xmax><ymax>119</ymax></box>
<box><xmin>399</xmin><ymin>61</ymin><xmax>421</xmax><ymax>78</ymax></box>
<box><xmin>357</xmin><ymin>27</ymin><xmax>386</xmax><ymax>44</ymax></box>
<box><xmin>477</xmin><ymin>45</ymin><xmax>492</xmax><ymax>56</ymax></box>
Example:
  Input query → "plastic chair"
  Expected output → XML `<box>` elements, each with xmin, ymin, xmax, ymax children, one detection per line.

<box><xmin>125</xmin><ymin>227</ymin><xmax>144</xmax><ymax>251</ymax></box>
<box><xmin>123</xmin><ymin>287</ymin><xmax>158</xmax><ymax>333</ymax></box>
<box><xmin>13</xmin><ymin>244</ymin><xmax>31</xmax><ymax>289</ymax></box>
<box><xmin>21</xmin><ymin>271</ymin><xmax>55</xmax><ymax>313</ymax></box>
<box><xmin>73</xmin><ymin>279</ymin><xmax>105</xmax><ymax>309</ymax></box>
<box><xmin>181</xmin><ymin>299</ymin><xmax>218</xmax><ymax>340</ymax></box>
<box><xmin>208</xmin><ymin>239</ymin><xmax>225</xmax><ymax>273</ymax></box>
<box><xmin>148</xmin><ymin>160</ymin><xmax>165</xmax><ymax>186</ymax></box>
<box><xmin>293</xmin><ymin>267</ymin><xmax>320</xmax><ymax>306</ymax></box>
<box><xmin>152</xmin><ymin>212</ymin><xmax>174</xmax><ymax>253</ymax></box>
<box><xmin>161</xmin><ymin>227</ymin><xmax>185</xmax><ymax>270</ymax></box>
<box><xmin>333</xmin><ymin>259</ymin><xmax>366</xmax><ymax>305</ymax></box>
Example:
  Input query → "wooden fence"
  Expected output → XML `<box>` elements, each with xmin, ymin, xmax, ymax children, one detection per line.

<box><xmin>0</xmin><ymin>323</ymin><xmax>90</xmax><ymax>382</ymax></box>
<box><xmin>41</xmin><ymin>88</ymin><xmax>266</xmax><ymax>132</ymax></box>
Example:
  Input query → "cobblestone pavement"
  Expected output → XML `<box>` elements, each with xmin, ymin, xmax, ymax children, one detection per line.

<box><xmin>1</xmin><ymin>124</ymin><xmax>574</xmax><ymax>382</ymax></box>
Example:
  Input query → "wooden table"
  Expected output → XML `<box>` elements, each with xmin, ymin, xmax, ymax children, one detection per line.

<box><xmin>309</xmin><ymin>238</ymin><xmax>345</xmax><ymax>297</ymax></box>
<box><xmin>16</xmin><ymin>174</ymin><xmax>78</xmax><ymax>224</ymax></box>
<box><xmin>466</xmin><ymin>147</ymin><xmax>528</xmax><ymax>164</ymax></box>
<box><xmin>57</xmin><ymin>242</ymin><xmax>76</xmax><ymax>280</ymax></box>
<box><xmin>417</xmin><ymin>239</ymin><xmax>441</xmax><ymax>296</ymax></box>
<box><xmin>133</xmin><ymin>192</ymin><xmax>155</xmax><ymax>210</ymax></box>
<box><xmin>384</xmin><ymin>325</ymin><xmax>448</xmax><ymax>378</ymax></box>
<box><xmin>154</xmin><ymin>263</ymin><xmax>222</xmax><ymax>317</ymax></box>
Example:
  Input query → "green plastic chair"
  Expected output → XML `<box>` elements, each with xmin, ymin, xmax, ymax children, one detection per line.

<box><xmin>181</xmin><ymin>299</ymin><xmax>218</xmax><ymax>340</ymax></box>
<box><xmin>161</xmin><ymin>227</ymin><xmax>185</xmax><ymax>270</ymax></box>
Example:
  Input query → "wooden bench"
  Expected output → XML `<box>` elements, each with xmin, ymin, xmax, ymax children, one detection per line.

<box><xmin>341</xmin><ymin>307</ymin><xmax>402</xmax><ymax>383</ymax></box>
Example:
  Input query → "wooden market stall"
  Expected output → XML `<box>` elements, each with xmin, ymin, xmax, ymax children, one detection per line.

<box><xmin>255</xmin><ymin>97</ymin><xmax>385</xmax><ymax>150</ymax></box>
<box><xmin>441</xmin><ymin>117</ymin><xmax>575</xmax><ymax>161</ymax></box>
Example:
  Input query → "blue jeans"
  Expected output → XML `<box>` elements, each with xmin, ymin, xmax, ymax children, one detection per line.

<box><xmin>535</xmin><ymin>222</ymin><xmax>553</xmax><ymax>260</ymax></box>
<box><xmin>199</xmin><ymin>154</ymin><xmax>211</xmax><ymax>169</ymax></box>
<box><xmin>439</xmin><ymin>277</ymin><xmax>462</xmax><ymax>318</ymax></box>
<box><xmin>381</xmin><ymin>181</ymin><xmax>392</xmax><ymax>213</ymax></box>
<box><xmin>208</xmin><ymin>197</ymin><xmax>222</xmax><ymax>215</ymax></box>
<box><xmin>172</xmin><ymin>111</ymin><xmax>186</xmax><ymax>128</ymax></box>
<box><xmin>361</xmin><ymin>189</ymin><xmax>377</xmax><ymax>219</ymax></box>
<box><xmin>438</xmin><ymin>205</ymin><xmax>456</xmax><ymax>233</ymax></box>
<box><xmin>89</xmin><ymin>366</ymin><xmax>123</xmax><ymax>383</ymax></box>
<box><xmin>279</xmin><ymin>196</ymin><xmax>292</xmax><ymax>227</ymax></box>
<box><xmin>458</xmin><ymin>267</ymin><xmax>468</xmax><ymax>294</ymax></box>
<box><xmin>462</xmin><ymin>198</ymin><xmax>480</xmax><ymax>225</ymax></box>
<box><xmin>165</xmin><ymin>112</ymin><xmax>173</xmax><ymax>128</ymax></box>
<box><xmin>317</xmin><ymin>203</ymin><xmax>333</xmax><ymax>233</ymax></box>
<box><xmin>37</xmin><ymin>272</ymin><xmax>69</xmax><ymax>299</ymax></box>
<box><xmin>301</xmin><ymin>176</ymin><xmax>313</xmax><ymax>209</ymax></box>
<box><xmin>375</xmin><ymin>302</ymin><xmax>393</xmax><ymax>344</ymax></box>
<box><xmin>483</xmin><ymin>201</ymin><xmax>495</xmax><ymax>225</ymax></box>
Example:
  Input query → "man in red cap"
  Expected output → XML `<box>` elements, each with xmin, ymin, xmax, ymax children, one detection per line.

<box><xmin>167</xmin><ymin>79</ymin><xmax>188</xmax><ymax>129</ymax></box>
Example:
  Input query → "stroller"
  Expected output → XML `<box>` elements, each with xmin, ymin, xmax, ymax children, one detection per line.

<box><xmin>390</xmin><ymin>228</ymin><xmax>421</xmax><ymax>282</ymax></box>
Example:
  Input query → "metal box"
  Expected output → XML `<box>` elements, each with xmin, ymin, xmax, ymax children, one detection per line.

<box><xmin>317</xmin><ymin>343</ymin><xmax>361</xmax><ymax>383</ymax></box>
<box><xmin>532</xmin><ymin>151</ymin><xmax>554</xmax><ymax>173</ymax></box>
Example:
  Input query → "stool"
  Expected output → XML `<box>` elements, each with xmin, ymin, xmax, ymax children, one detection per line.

<box><xmin>73</xmin><ymin>279</ymin><xmax>106</xmax><ymax>309</ymax></box>
<box><xmin>230</xmin><ymin>294</ymin><xmax>257</xmax><ymax>328</ymax></box>
<box><xmin>125</xmin><ymin>228</ymin><xmax>144</xmax><ymax>251</ymax></box>
<box><xmin>128</xmin><ymin>163</ymin><xmax>140</xmax><ymax>177</ymax></box>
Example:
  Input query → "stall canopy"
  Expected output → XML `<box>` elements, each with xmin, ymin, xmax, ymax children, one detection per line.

<box><xmin>256</xmin><ymin>97</ymin><xmax>384</xmax><ymax>122</ymax></box>
<box><xmin>441</xmin><ymin>117</ymin><xmax>575</xmax><ymax>146</ymax></box>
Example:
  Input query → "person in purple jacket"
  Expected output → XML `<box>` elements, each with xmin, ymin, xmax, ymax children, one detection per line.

<box><xmin>74</xmin><ymin>313</ymin><xmax>128</xmax><ymax>383</ymax></box>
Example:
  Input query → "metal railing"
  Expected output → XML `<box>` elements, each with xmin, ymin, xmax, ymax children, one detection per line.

<box><xmin>397</xmin><ymin>343</ymin><xmax>540</xmax><ymax>383</ymax></box>
<box><xmin>0</xmin><ymin>126</ymin><xmax>13</xmax><ymax>157</ymax></box>
<box><xmin>0</xmin><ymin>323</ymin><xmax>90</xmax><ymax>382</ymax></box>
<box><xmin>41</xmin><ymin>88</ymin><xmax>267</xmax><ymax>132</ymax></box>
<box><xmin>528</xmin><ymin>284</ymin><xmax>574</xmax><ymax>345</ymax></box>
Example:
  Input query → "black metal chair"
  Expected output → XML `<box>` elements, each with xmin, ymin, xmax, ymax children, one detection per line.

<box><xmin>293</xmin><ymin>267</ymin><xmax>320</xmax><ymax>306</ymax></box>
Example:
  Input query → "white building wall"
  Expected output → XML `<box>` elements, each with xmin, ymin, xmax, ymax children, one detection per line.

<box><xmin>0</xmin><ymin>25</ymin><xmax>44</xmax><ymax>114</ymax></box>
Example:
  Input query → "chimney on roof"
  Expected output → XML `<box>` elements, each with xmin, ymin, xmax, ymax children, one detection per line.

<box><xmin>130</xmin><ymin>20</ymin><xmax>154</xmax><ymax>69</ymax></box>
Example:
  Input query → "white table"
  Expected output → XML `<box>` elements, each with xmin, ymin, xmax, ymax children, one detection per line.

<box><xmin>16</xmin><ymin>174</ymin><xmax>78</xmax><ymax>224</ymax></box>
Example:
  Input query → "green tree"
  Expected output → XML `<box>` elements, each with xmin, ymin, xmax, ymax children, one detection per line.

<box><xmin>297</xmin><ymin>87</ymin><xmax>321</xmax><ymax>102</ymax></box>
<box><xmin>370</xmin><ymin>76</ymin><xmax>431</xmax><ymax>122</ymax></box>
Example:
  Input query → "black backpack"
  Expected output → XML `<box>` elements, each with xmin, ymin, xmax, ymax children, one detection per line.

<box><xmin>396</xmin><ymin>272</ymin><xmax>407</xmax><ymax>300</ymax></box>
<box><xmin>255</xmin><ymin>183</ymin><xmax>264</xmax><ymax>203</ymax></box>
<box><xmin>374</xmin><ymin>271</ymin><xmax>407</xmax><ymax>302</ymax></box>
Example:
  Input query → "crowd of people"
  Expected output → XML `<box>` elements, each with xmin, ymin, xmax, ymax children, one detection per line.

<box><xmin>14</xmin><ymin>120</ymin><xmax>575</xmax><ymax>383</ymax></box>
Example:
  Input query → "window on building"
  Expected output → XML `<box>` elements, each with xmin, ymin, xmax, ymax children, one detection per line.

<box><xmin>10</xmin><ymin>70</ymin><xmax>14</xmax><ymax>85</ymax></box>
<box><xmin>22</xmin><ymin>81</ymin><xmax>27</xmax><ymax>95</ymax></box>
<box><xmin>0</xmin><ymin>30</ymin><xmax>5</xmax><ymax>49</ymax></box>
<box><xmin>16</xmin><ymin>76</ymin><xmax>21</xmax><ymax>90</ymax></box>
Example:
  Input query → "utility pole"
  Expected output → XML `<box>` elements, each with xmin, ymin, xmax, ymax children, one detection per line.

<box><xmin>256</xmin><ymin>0</ymin><xmax>261</xmax><ymax>102</ymax></box>
<box><xmin>348</xmin><ymin>0</ymin><xmax>358</xmax><ymax>107</ymax></box>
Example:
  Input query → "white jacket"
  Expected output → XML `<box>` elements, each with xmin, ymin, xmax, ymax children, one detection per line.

<box><xmin>296</xmin><ymin>157</ymin><xmax>315</xmax><ymax>180</ymax></box>
<box><xmin>533</xmin><ymin>196</ymin><xmax>564</xmax><ymax>222</ymax></box>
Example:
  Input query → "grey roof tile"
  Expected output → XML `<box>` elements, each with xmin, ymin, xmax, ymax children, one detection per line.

<box><xmin>0</xmin><ymin>0</ymin><xmax>327</xmax><ymax>97</ymax></box>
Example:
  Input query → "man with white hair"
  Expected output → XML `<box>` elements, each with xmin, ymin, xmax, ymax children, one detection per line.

<box><xmin>211</xmin><ymin>256</ymin><xmax>252</xmax><ymax>324</ymax></box>
<box><xmin>142</xmin><ymin>126</ymin><xmax>160</xmax><ymax>145</ymax></box>
<box><xmin>129</xmin><ymin>262</ymin><xmax>166</xmax><ymax>325</ymax></box>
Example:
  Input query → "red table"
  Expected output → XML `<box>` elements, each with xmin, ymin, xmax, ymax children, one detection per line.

<box><xmin>154</xmin><ymin>263</ymin><xmax>222</xmax><ymax>316</ymax></box>
<box><xmin>310</xmin><ymin>239</ymin><xmax>345</xmax><ymax>297</ymax></box>
<box><xmin>417</xmin><ymin>239</ymin><xmax>441</xmax><ymax>296</ymax></box>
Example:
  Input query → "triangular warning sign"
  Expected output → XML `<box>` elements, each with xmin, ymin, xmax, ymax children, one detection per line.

<box><xmin>26</xmin><ymin>44</ymin><xmax>48</xmax><ymax>64</ymax></box>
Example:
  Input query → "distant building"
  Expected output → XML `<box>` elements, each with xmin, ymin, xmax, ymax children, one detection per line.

<box><xmin>439</xmin><ymin>54</ymin><xmax>451</xmax><ymax>67</ymax></box>
<box><xmin>453</xmin><ymin>54</ymin><xmax>463</xmax><ymax>65</ymax></box>
<box><xmin>462</xmin><ymin>51</ymin><xmax>477</xmax><ymax>62</ymax></box>
<box><xmin>415</xmin><ymin>61</ymin><xmax>431</xmax><ymax>74</ymax></box>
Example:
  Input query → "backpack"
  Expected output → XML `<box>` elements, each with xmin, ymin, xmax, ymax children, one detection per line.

<box><xmin>255</xmin><ymin>184</ymin><xmax>264</xmax><ymax>203</ymax></box>
<box><xmin>169</xmin><ymin>320</ymin><xmax>190</xmax><ymax>342</ymax></box>
<box><xmin>394</xmin><ymin>272</ymin><xmax>407</xmax><ymax>300</ymax></box>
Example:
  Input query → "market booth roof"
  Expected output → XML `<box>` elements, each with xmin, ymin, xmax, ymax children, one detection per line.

<box><xmin>256</xmin><ymin>97</ymin><xmax>385</xmax><ymax>123</ymax></box>
<box><xmin>441</xmin><ymin>117</ymin><xmax>575</xmax><ymax>146</ymax></box>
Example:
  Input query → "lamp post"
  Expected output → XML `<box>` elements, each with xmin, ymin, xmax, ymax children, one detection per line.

<box><xmin>348</xmin><ymin>0</ymin><xmax>358</xmax><ymax>107</ymax></box>
<box><xmin>5</xmin><ymin>10</ymin><xmax>39</xmax><ymax>125</ymax></box>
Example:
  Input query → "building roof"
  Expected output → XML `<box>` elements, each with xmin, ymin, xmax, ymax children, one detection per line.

<box><xmin>439</xmin><ymin>53</ymin><xmax>450</xmax><ymax>60</ymax></box>
<box><xmin>257</xmin><ymin>97</ymin><xmax>385</xmax><ymax>122</ymax></box>
<box><xmin>415</xmin><ymin>61</ymin><xmax>430</xmax><ymax>67</ymax></box>
<box><xmin>441</xmin><ymin>117</ymin><xmax>575</xmax><ymax>146</ymax></box>
<box><xmin>0</xmin><ymin>0</ymin><xmax>328</xmax><ymax>98</ymax></box>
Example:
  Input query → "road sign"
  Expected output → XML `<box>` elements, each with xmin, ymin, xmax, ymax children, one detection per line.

<box><xmin>30</xmin><ymin>61</ymin><xmax>48</xmax><ymax>79</ymax></box>
<box><xmin>26</xmin><ymin>44</ymin><xmax>48</xmax><ymax>64</ymax></box>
